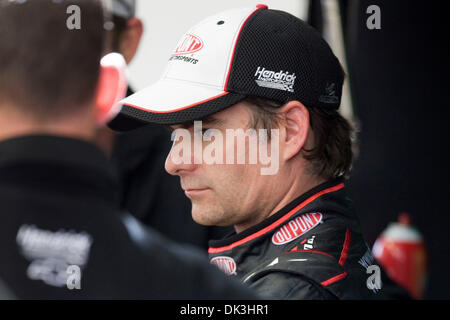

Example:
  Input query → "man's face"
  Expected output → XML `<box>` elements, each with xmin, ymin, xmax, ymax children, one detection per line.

<box><xmin>165</xmin><ymin>101</ymin><xmax>281</xmax><ymax>231</ymax></box>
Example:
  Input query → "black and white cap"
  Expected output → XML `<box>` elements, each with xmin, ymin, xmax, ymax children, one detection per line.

<box><xmin>109</xmin><ymin>4</ymin><xmax>344</xmax><ymax>130</ymax></box>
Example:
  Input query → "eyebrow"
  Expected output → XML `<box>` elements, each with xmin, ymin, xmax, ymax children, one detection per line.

<box><xmin>200</xmin><ymin>115</ymin><xmax>224</xmax><ymax>126</ymax></box>
<box><xmin>165</xmin><ymin>115</ymin><xmax>225</xmax><ymax>131</ymax></box>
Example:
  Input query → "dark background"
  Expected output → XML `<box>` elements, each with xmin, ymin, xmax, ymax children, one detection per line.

<box><xmin>335</xmin><ymin>0</ymin><xmax>449</xmax><ymax>299</ymax></box>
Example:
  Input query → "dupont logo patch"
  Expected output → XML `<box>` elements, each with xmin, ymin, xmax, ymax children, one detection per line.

<box><xmin>173</xmin><ymin>34</ymin><xmax>204</xmax><ymax>55</ymax></box>
<box><xmin>272</xmin><ymin>212</ymin><xmax>323</xmax><ymax>245</ymax></box>
<box><xmin>210</xmin><ymin>256</ymin><xmax>237</xmax><ymax>276</ymax></box>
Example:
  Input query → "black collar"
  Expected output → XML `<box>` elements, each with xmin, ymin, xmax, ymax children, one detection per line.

<box><xmin>208</xmin><ymin>178</ymin><xmax>346</xmax><ymax>254</ymax></box>
<box><xmin>0</xmin><ymin>135</ymin><xmax>118</xmax><ymax>204</ymax></box>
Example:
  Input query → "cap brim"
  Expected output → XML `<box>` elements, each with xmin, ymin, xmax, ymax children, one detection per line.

<box><xmin>108</xmin><ymin>78</ymin><xmax>246</xmax><ymax>131</ymax></box>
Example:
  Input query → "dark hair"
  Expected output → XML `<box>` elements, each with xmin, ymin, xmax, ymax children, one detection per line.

<box><xmin>0</xmin><ymin>0</ymin><xmax>105</xmax><ymax>120</ymax></box>
<box><xmin>109</xmin><ymin>15</ymin><xmax>129</xmax><ymax>52</ymax></box>
<box><xmin>245</xmin><ymin>97</ymin><xmax>355</xmax><ymax>180</ymax></box>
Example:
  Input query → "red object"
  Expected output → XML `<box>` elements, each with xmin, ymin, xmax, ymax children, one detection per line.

<box><xmin>210</xmin><ymin>256</ymin><xmax>236</xmax><ymax>275</ymax></box>
<box><xmin>321</xmin><ymin>272</ymin><xmax>347</xmax><ymax>287</ymax></box>
<box><xmin>271</xmin><ymin>212</ymin><xmax>323</xmax><ymax>245</ymax></box>
<box><xmin>338</xmin><ymin>228</ymin><xmax>351</xmax><ymax>266</ymax></box>
<box><xmin>173</xmin><ymin>34</ymin><xmax>204</xmax><ymax>55</ymax></box>
<box><xmin>372</xmin><ymin>213</ymin><xmax>428</xmax><ymax>299</ymax></box>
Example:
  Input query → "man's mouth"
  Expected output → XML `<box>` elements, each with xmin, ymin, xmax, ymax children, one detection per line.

<box><xmin>183</xmin><ymin>188</ymin><xmax>210</xmax><ymax>197</ymax></box>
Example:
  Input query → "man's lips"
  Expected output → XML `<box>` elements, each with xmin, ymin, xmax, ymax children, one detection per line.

<box><xmin>183</xmin><ymin>188</ymin><xmax>210</xmax><ymax>197</ymax></box>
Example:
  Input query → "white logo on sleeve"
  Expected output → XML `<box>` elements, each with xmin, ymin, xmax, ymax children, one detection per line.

<box><xmin>16</xmin><ymin>225</ymin><xmax>92</xmax><ymax>288</ymax></box>
<box><xmin>254</xmin><ymin>66</ymin><xmax>296</xmax><ymax>92</ymax></box>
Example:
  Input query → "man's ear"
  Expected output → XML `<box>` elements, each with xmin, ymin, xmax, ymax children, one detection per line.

<box><xmin>119</xmin><ymin>17</ymin><xmax>144</xmax><ymax>64</ymax></box>
<box><xmin>96</xmin><ymin>52</ymin><xmax>128</xmax><ymax>126</ymax></box>
<box><xmin>280</xmin><ymin>100</ymin><xmax>310</xmax><ymax>161</ymax></box>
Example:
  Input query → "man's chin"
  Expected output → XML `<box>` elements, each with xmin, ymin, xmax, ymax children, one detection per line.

<box><xmin>191</xmin><ymin>205</ymin><xmax>227</xmax><ymax>227</ymax></box>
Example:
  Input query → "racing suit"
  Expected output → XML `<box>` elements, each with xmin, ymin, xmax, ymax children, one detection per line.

<box><xmin>209</xmin><ymin>179</ymin><xmax>396</xmax><ymax>299</ymax></box>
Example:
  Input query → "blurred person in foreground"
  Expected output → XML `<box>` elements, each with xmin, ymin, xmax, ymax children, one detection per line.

<box><xmin>109</xmin><ymin>5</ymin><xmax>405</xmax><ymax>299</ymax></box>
<box><xmin>98</xmin><ymin>0</ymin><xmax>232</xmax><ymax>250</ymax></box>
<box><xmin>0</xmin><ymin>0</ymin><xmax>256</xmax><ymax>299</ymax></box>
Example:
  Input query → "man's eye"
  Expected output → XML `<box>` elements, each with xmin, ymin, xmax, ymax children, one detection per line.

<box><xmin>202</xmin><ymin>128</ymin><xmax>215</xmax><ymax>138</ymax></box>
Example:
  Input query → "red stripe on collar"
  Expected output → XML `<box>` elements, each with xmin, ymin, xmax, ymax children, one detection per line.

<box><xmin>208</xmin><ymin>182</ymin><xmax>345</xmax><ymax>254</ymax></box>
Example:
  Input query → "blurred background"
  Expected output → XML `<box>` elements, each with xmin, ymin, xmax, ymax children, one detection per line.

<box><xmin>342</xmin><ymin>0</ymin><xmax>449</xmax><ymax>300</ymax></box>
<box><xmin>124</xmin><ymin>0</ymin><xmax>449</xmax><ymax>299</ymax></box>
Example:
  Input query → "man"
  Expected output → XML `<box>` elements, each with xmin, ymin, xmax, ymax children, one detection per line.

<box><xmin>109</xmin><ymin>5</ymin><xmax>393</xmax><ymax>299</ymax></box>
<box><xmin>0</xmin><ymin>0</ymin><xmax>256</xmax><ymax>299</ymax></box>
<box><xmin>100</xmin><ymin>0</ymin><xmax>232</xmax><ymax>249</ymax></box>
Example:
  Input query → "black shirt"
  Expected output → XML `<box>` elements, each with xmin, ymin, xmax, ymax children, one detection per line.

<box><xmin>0</xmin><ymin>135</ymin><xmax>256</xmax><ymax>299</ymax></box>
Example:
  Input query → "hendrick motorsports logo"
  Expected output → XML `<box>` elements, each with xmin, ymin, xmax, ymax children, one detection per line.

<box><xmin>254</xmin><ymin>66</ymin><xmax>296</xmax><ymax>93</ymax></box>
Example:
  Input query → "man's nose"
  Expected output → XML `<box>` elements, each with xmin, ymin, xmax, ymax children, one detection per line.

<box><xmin>165</xmin><ymin>139</ymin><xmax>197</xmax><ymax>176</ymax></box>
